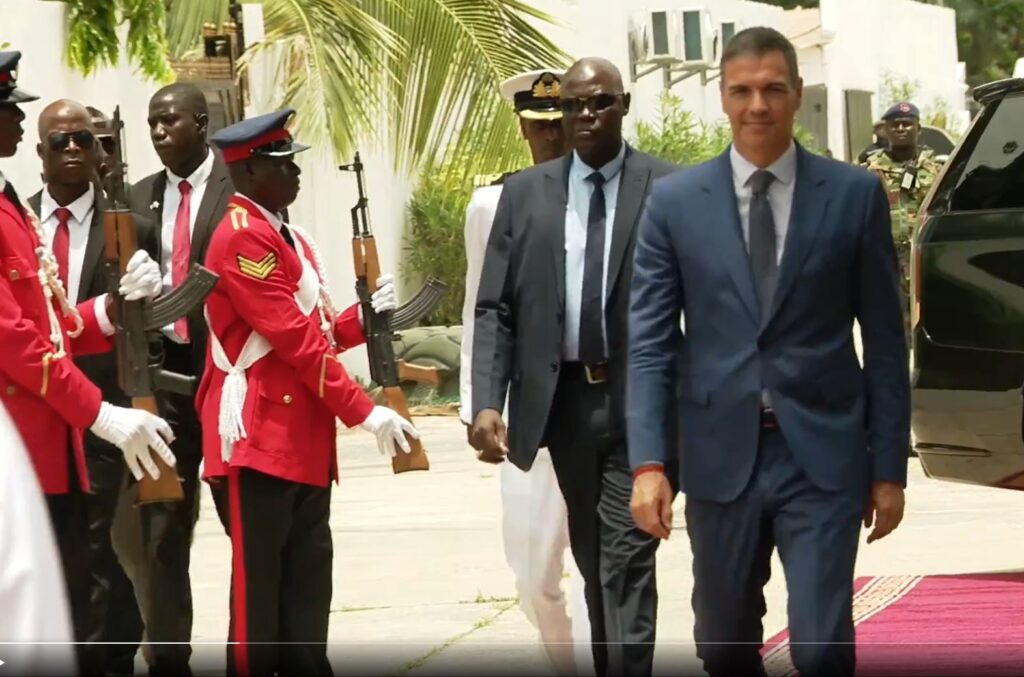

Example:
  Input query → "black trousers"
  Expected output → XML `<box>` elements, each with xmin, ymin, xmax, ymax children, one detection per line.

<box><xmin>45</xmin><ymin>452</ymin><xmax>91</xmax><ymax>676</ymax></box>
<box><xmin>545</xmin><ymin>363</ymin><xmax>666</xmax><ymax>677</ymax></box>
<box><xmin>113</xmin><ymin>340</ymin><xmax>215</xmax><ymax>676</ymax></box>
<box><xmin>226</xmin><ymin>467</ymin><xmax>333</xmax><ymax>677</ymax></box>
<box><xmin>83</xmin><ymin>437</ymin><xmax>145</xmax><ymax>676</ymax></box>
<box><xmin>685</xmin><ymin>426</ymin><xmax>863</xmax><ymax>677</ymax></box>
<box><xmin>45</xmin><ymin>443</ymin><xmax>145</xmax><ymax>677</ymax></box>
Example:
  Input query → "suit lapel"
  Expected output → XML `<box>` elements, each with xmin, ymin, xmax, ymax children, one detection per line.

<box><xmin>148</xmin><ymin>171</ymin><xmax>167</xmax><ymax>263</ymax></box>
<box><xmin>605</xmin><ymin>147</ymin><xmax>650</xmax><ymax>301</ymax></box>
<box><xmin>707</xmin><ymin>152</ymin><xmax>760</xmax><ymax>322</ymax></box>
<box><xmin>78</xmin><ymin>199</ymin><xmax>108</xmax><ymax>303</ymax></box>
<box><xmin>544</xmin><ymin>154</ymin><xmax>571</xmax><ymax>311</ymax></box>
<box><xmin>764</xmin><ymin>147</ymin><xmax>829</xmax><ymax>327</ymax></box>
<box><xmin>191</xmin><ymin>156</ymin><xmax>231</xmax><ymax>264</ymax></box>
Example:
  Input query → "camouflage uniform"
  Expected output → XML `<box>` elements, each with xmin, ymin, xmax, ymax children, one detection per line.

<box><xmin>860</xmin><ymin>145</ymin><xmax>944</xmax><ymax>340</ymax></box>
<box><xmin>861</xmin><ymin>145</ymin><xmax>942</xmax><ymax>226</ymax></box>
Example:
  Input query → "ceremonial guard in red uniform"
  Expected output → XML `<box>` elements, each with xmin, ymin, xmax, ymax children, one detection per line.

<box><xmin>197</xmin><ymin>109</ymin><xmax>418</xmax><ymax>675</ymax></box>
<box><xmin>0</xmin><ymin>50</ymin><xmax>175</xmax><ymax>673</ymax></box>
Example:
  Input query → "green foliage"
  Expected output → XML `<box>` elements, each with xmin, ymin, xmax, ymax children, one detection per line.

<box><xmin>630</xmin><ymin>92</ymin><xmax>820</xmax><ymax>164</ymax></box>
<box><xmin>631</xmin><ymin>93</ymin><xmax>732</xmax><ymax>165</ymax></box>
<box><xmin>919</xmin><ymin>0</ymin><xmax>1024</xmax><ymax>88</ymax></box>
<box><xmin>879</xmin><ymin>70</ymin><xmax>959</xmax><ymax>138</ymax></box>
<box><xmin>879</xmin><ymin>71</ymin><xmax>921</xmax><ymax>112</ymax></box>
<box><xmin>404</xmin><ymin>147</ymin><xmax>527</xmax><ymax>327</ymax></box>
<box><xmin>63</xmin><ymin>0</ymin><xmax>173</xmax><ymax>83</ymax></box>
<box><xmin>122</xmin><ymin>0</ymin><xmax>174</xmax><ymax>83</ymax></box>
<box><xmin>64</xmin><ymin>0</ymin><xmax>119</xmax><ymax>76</ymax></box>
<box><xmin>67</xmin><ymin>0</ymin><xmax>568</xmax><ymax>178</ymax></box>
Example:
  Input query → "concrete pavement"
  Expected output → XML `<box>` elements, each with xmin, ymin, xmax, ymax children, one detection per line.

<box><xmin>184</xmin><ymin>415</ymin><xmax>1024</xmax><ymax>675</ymax></box>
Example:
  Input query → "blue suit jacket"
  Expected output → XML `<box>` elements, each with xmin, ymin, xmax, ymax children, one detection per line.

<box><xmin>627</xmin><ymin>144</ymin><xmax>910</xmax><ymax>502</ymax></box>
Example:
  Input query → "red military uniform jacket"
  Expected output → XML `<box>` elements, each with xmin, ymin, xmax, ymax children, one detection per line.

<box><xmin>196</xmin><ymin>195</ymin><xmax>374</xmax><ymax>487</ymax></box>
<box><xmin>0</xmin><ymin>189</ymin><xmax>112</xmax><ymax>494</ymax></box>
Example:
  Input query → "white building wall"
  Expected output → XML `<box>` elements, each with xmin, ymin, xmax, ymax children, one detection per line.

<box><xmin>817</xmin><ymin>0</ymin><xmax>964</xmax><ymax>160</ymax></box>
<box><xmin>529</xmin><ymin>0</ymin><xmax>786</xmax><ymax>132</ymax></box>
<box><xmin>0</xmin><ymin>0</ymin><xmax>164</xmax><ymax>195</ymax></box>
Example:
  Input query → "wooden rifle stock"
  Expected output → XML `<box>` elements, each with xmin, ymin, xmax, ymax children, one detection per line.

<box><xmin>351</xmin><ymin>234</ymin><xmax>430</xmax><ymax>473</ymax></box>
<box><xmin>102</xmin><ymin>210</ymin><xmax>184</xmax><ymax>504</ymax></box>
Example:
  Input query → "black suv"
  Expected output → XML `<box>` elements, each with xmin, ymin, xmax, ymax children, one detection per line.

<box><xmin>911</xmin><ymin>78</ymin><xmax>1024</xmax><ymax>491</ymax></box>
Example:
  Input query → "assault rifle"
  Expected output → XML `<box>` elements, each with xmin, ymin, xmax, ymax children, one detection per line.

<box><xmin>340</xmin><ymin>152</ymin><xmax>447</xmax><ymax>474</ymax></box>
<box><xmin>102</xmin><ymin>107</ymin><xmax>219</xmax><ymax>504</ymax></box>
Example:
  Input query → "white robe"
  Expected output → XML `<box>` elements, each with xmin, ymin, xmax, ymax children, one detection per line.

<box><xmin>460</xmin><ymin>182</ymin><xmax>593</xmax><ymax>675</ymax></box>
<box><xmin>0</xmin><ymin>402</ymin><xmax>76</xmax><ymax>675</ymax></box>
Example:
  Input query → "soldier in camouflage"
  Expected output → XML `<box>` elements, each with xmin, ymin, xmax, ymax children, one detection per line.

<box><xmin>860</xmin><ymin>101</ymin><xmax>944</xmax><ymax>336</ymax></box>
<box><xmin>861</xmin><ymin>102</ymin><xmax>943</xmax><ymax>225</ymax></box>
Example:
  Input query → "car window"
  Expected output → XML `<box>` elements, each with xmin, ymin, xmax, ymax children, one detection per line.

<box><xmin>949</xmin><ymin>92</ymin><xmax>1024</xmax><ymax>212</ymax></box>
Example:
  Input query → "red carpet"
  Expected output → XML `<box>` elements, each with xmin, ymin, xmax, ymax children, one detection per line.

<box><xmin>761</xmin><ymin>572</ymin><xmax>1024</xmax><ymax>676</ymax></box>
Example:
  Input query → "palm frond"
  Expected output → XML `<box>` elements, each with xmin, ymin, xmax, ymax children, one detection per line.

<box><xmin>365</xmin><ymin>0</ymin><xmax>569</xmax><ymax>174</ymax></box>
<box><xmin>241</xmin><ymin>0</ymin><xmax>400</xmax><ymax>161</ymax></box>
<box><xmin>164</xmin><ymin>0</ymin><xmax>228</xmax><ymax>59</ymax></box>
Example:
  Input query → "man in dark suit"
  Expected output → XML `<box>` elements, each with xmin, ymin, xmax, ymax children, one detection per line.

<box><xmin>471</xmin><ymin>57</ymin><xmax>677</xmax><ymax>677</ymax></box>
<box><xmin>120</xmin><ymin>82</ymin><xmax>233</xmax><ymax>676</ymax></box>
<box><xmin>29</xmin><ymin>99</ymin><xmax>157</xmax><ymax>677</ymax></box>
<box><xmin>627</xmin><ymin>27</ymin><xmax>910</xmax><ymax>676</ymax></box>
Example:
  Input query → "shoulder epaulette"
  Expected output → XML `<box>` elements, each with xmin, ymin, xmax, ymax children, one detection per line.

<box><xmin>473</xmin><ymin>173</ymin><xmax>503</xmax><ymax>188</ymax></box>
<box><xmin>472</xmin><ymin>170</ymin><xmax>522</xmax><ymax>188</ymax></box>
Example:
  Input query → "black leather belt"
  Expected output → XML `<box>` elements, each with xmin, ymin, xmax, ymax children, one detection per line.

<box><xmin>761</xmin><ymin>407</ymin><xmax>778</xmax><ymax>430</ymax></box>
<box><xmin>562</xmin><ymin>361</ymin><xmax>608</xmax><ymax>385</ymax></box>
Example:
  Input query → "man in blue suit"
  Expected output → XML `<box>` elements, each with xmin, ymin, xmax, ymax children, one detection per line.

<box><xmin>626</xmin><ymin>27</ymin><xmax>910</xmax><ymax>676</ymax></box>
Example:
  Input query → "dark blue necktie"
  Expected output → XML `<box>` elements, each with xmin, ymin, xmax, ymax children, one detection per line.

<box><xmin>579</xmin><ymin>171</ymin><xmax>607</xmax><ymax>365</ymax></box>
<box><xmin>748</xmin><ymin>169</ymin><xmax>778</xmax><ymax>317</ymax></box>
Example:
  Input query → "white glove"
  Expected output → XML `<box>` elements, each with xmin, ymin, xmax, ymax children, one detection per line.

<box><xmin>89</xmin><ymin>402</ymin><xmax>176</xmax><ymax>481</ymax></box>
<box><xmin>371</xmin><ymin>273</ymin><xmax>398</xmax><ymax>314</ymax></box>
<box><xmin>358</xmin><ymin>405</ymin><xmax>420</xmax><ymax>458</ymax></box>
<box><xmin>119</xmin><ymin>250</ymin><xmax>162</xmax><ymax>301</ymax></box>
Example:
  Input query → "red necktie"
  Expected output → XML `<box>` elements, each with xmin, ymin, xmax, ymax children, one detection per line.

<box><xmin>53</xmin><ymin>207</ymin><xmax>71</xmax><ymax>292</ymax></box>
<box><xmin>172</xmin><ymin>180</ymin><xmax>192</xmax><ymax>340</ymax></box>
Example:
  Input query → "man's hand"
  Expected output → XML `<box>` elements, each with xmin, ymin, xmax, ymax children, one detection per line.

<box><xmin>470</xmin><ymin>409</ymin><xmax>507</xmax><ymax>463</ymax></box>
<box><xmin>631</xmin><ymin>470</ymin><xmax>673</xmax><ymax>540</ymax></box>
<box><xmin>863</xmin><ymin>481</ymin><xmax>906</xmax><ymax>544</ymax></box>
<box><xmin>119</xmin><ymin>250</ymin><xmax>162</xmax><ymax>300</ymax></box>
<box><xmin>89</xmin><ymin>402</ymin><xmax>176</xmax><ymax>481</ymax></box>
<box><xmin>370</xmin><ymin>273</ymin><xmax>398</xmax><ymax>314</ymax></box>
<box><xmin>358</xmin><ymin>273</ymin><xmax>398</xmax><ymax>329</ymax></box>
<box><xmin>358</xmin><ymin>405</ymin><xmax>420</xmax><ymax>458</ymax></box>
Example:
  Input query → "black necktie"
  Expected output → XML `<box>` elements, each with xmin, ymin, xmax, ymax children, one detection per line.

<box><xmin>748</xmin><ymin>169</ymin><xmax>778</xmax><ymax>317</ymax></box>
<box><xmin>579</xmin><ymin>171</ymin><xmax>607</xmax><ymax>365</ymax></box>
<box><xmin>2</xmin><ymin>180</ymin><xmax>23</xmax><ymax>213</ymax></box>
<box><xmin>280</xmin><ymin>224</ymin><xmax>296</xmax><ymax>251</ymax></box>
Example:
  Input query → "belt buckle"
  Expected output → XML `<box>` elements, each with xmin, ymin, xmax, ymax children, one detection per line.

<box><xmin>584</xmin><ymin>363</ymin><xmax>607</xmax><ymax>384</ymax></box>
<box><xmin>761</xmin><ymin>407</ymin><xmax>777</xmax><ymax>430</ymax></box>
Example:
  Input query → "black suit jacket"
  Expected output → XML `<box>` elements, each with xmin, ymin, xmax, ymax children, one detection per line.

<box><xmin>471</xmin><ymin>146</ymin><xmax>678</xmax><ymax>470</ymax></box>
<box><xmin>28</xmin><ymin>188</ymin><xmax>159</xmax><ymax>407</ymax></box>
<box><xmin>129</xmin><ymin>153</ymin><xmax>234</xmax><ymax>378</ymax></box>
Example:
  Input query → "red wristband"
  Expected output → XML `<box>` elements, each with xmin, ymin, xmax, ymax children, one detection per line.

<box><xmin>632</xmin><ymin>464</ymin><xmax>665</xmax><ymax>481</ymax></box>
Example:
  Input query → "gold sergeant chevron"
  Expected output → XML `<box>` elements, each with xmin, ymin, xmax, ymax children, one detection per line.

<box><xmin>236</xmin><ymin>252</ymin><xmax>278</xmax><ymax>280</ymax></box>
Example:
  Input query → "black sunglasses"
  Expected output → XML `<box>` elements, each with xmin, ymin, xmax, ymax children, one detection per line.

<box><xmin>558</xmin><ymin>93</ymin><xmax>624</xmax><ymax>116</ymax></box>
<box><xmin>48</xmin><ymin>129</ymin><xmax>96</xmax><ymax>152</ymax></box>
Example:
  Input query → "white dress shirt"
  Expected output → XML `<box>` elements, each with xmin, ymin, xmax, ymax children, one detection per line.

<box><xmin>160</xmin><ymin>150</ymin><xmax>215</xmax><ymax>289</ymax></box>
<box><xmin>39</xmin><ymin>184</ymin><xmax>95</xmax><ymax>304</ymax></box>
<box><xmin>459</xmin><ymin>183</ymin><xmax>505</xmax><ymax>424</ymax></box>
<box><xmin>563</xmin><ymin>144</ymin><xmax>626</xmax><ymax>361</ymax></box>
<box><xmin>729</xmin><ymin>140</ymin><xmax>797</xmax><ymax>263</ymax></box>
